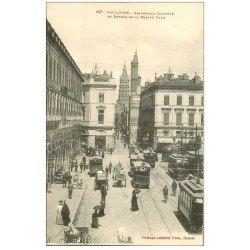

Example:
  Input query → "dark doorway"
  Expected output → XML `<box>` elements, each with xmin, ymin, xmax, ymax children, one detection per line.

<box><xmin>95</xmin><ymin>136</ymin><xmax>106</xmax><ymax>149</ymax></box>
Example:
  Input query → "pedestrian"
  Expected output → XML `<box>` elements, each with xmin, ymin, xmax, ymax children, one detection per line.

<box><xmin>55</xmin><ymin>200</ymin><xmax>64</xmax><ymax>225</ymax></box>
<box><xmin>163</xmin><ymin>185</ymin><xmax>168</xmax><ymax>203</ymax></box>
<box><xmin>82</xmin><ymin>155</ymin><xmax>86</xmax><ymax>164</ymax></box>
<box><xmin>79</xmin><ymin>161</ymin><xmax>83</xmax><ymax>173</ymax></box>
<box><xmin>110</xmin><ymin>148</ymin><xmax>113</xmax><ymax>155</ymax></box>
<box><xmin>70</xmin><ymin>163</ymin><xmax>74</xmax><ymax>172</ymax></box>
<box><xmin>101</xmin><ymin>185</ymin><xmax>107</xmax><ymax>204</ymax></box>
<box><xmin>61</xmin><ymin>200</ymin><xmax>71</xmax><ymax>226</ymax></box>
<box><xmin>105</xmin><ymin>166</ymin><xmax>109</xmax><ymax>178</ymax></box>
<box><xmin>77</xmin><ymin>179</ymin><xmax>83</xmax><ymax>189</ymax></box>
<box><xmin>98</xmin><ymin>200</ymin><xmax>105</xmax><ymax>217</ymax></box>
<box><xmin>131</xmin><ymin>188</ymin><xmax>139</xmax><ymax>211</ymax></box>
<box><xmin>172</xmin><ymin>179</ymin><xmax>177</xmax><ymax>196</ymax></box>
<box><xmin>108</xmin><ymin>161</ymin><xmax>112</xmax><ymax>174</ymax></box>
<box><xmin>68</xmin><ymin>181</ymin><xmax>73</xmax><ymax>199</ymax></box>
<box><xmin>91</xmin><ymin>208</ymin><xmax>99</xmax><ymax>228</ymax></box>
<box><xmin>62</xmin><ymin>172</ymin><xmax>67</xmax><ymax>187</ymax></box>
<box><xmin>67</xmin><ymin>172</ymin><xmax>72</xmax><ymax>184</ymax></box>
<box><xmin>74</xmin><ymin>162</ymin><xmax>78</xmax><ymax>172</ymax></box>
<box><xmin>102</xmin><ymin>150</ymin><xmax>105</xmax><ymax>159</ymax></box>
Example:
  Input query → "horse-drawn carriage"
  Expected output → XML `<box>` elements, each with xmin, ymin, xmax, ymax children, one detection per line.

<box><xmin>94</xmin><ymin>170</ymin><xmax>108</xmax><ymax>190</ymax></box>
<box><xmin>112</xmin><ymin>163</ymin><xmax>126</xmax><ymax>187</ymax></box>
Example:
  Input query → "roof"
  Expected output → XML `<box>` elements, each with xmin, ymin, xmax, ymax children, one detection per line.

<box><xmin>142</xmin><ymin>78</ymin><xmax>203</xmax><ymax>93</ymax></box>
<box><xmin>180</xmin><ymin>180</ymin><xmax>204</xmax><ymax>198</ymax></box>
<box><xmin>132</xmin><ymin>161</ymin><xmax>151</xmax><ymax>168</ymax></box>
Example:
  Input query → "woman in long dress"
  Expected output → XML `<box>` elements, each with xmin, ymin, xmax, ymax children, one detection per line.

<box><xmin>91</xmin><ymin>209</ymin><xmax>99</xmax><ymax>228</ymax></box>
<box><xmin>55</xmin><ymin>200</ymin><xmax>64</xmax><ymax>225</ymax></box>
<box><xmin>61</xmin><ymin>201</ymin><xmax>71</xmax><ymax>226</ymax></box>
<box><xmin>131</xmin><ymin>189</ymin><xmax>139</xmax><ymax>211</ymax></box>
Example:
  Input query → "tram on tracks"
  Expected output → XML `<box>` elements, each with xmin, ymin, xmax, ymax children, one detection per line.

<box><xmin>143</xmin><ymin>151</ymin><xmax>158</xmax><ymax>168</ymax></box>
<box><xmin>130</xmin><ymin>161</ymin><xmax>151</xmax><ymax>189</ymax></box>
<box><xmin>168</xmin><ymin>153</ymin><xmax>189</xmax><ymax>180</ymax></box>
<box><xmin>178</xmin><ymin>180</ymin><xmax>203</xmax><ymax>232</ymax></box>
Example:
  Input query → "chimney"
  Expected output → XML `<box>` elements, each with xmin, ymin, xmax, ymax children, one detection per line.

<box><xmin>155</xmin><ymin>73</ymin><xmax>157</xmax><ymax>80</ymax></box>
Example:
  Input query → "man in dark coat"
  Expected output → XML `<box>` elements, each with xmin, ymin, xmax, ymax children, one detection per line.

<box><xmin>101</xmin><ymin>185</ymin><xmax>107</xmax><ymax>203</ymax></box>
<box><xmin>79</xmin><ymin>161</ymin><xmax>83</xmax><ymax>173</ymax></box>
<box><xmin>61</xmin><ymin>201</ymin><xmax>71</xmax><ymax>226</ymax></box>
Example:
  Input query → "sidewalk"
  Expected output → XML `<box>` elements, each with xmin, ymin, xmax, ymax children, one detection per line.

<box><xmin>46</xmin><ymin>153</ymin><xmax>89</xmax><ymax>245</ymax></box>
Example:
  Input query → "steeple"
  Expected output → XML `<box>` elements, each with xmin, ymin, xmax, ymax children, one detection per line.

<box><xmin>132</xmin><ymin>50</ymin><xmax>138</xmax><ymax>63</ymax></box>
<box><xmin>122</xmin><ymin>62</ymin><xmax>128</xmax><ymax>76</ymax></box>
<box><xmin>92</xmin><ymin>63</ymin><xmax>100</xmax><ymax>75</ymax></box>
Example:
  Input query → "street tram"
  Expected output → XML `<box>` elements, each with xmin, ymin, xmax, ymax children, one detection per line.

<box><xmin>131</xmin><ymin>161</ymin><xmax>151</xmax><ymax>189</ymax></box>
<box><xmin>168</xmin><ymin>153</ymin><xmax>189</xmax><ymax>180</ymax></box>
<box><xmin>88</xmin><ymin>157</ymin><xmax>103</xmax><ymax>176</ymax></box>
<box><xmin>129</xmin><ymin>153</ymin><xmax>144</xmax><ymax>167</ymax></box>
<box><xmin>178</xmin><ymin>180</ymin><xmax>203</xmax><ymax>232</ymax></box>
<box><xmin>143</xmin><ymin>151</ymin><xmax>158</xmax><ymax>167</ymax></box>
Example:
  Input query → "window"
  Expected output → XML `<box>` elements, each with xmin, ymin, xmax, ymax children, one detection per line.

<box><xmin>163</xmin><ymin>112</ymin><xmax>169</xmax><ymax>125</ymax></box>
<box><xmin>201</xmin><ymin>96</ymin><xmax>204</xmax><ymax>106</ymax></box>
<box><xmin>189</xmin><ymin>113</ymin><xmax>194</xmax><ymax>126</ymax></box>
<box><xmin>98</xmin><ymin>110</ymin><xmax>104</xmax><ymax>124</ymax></box>
<box><xmin>163</xmin><ymin>130</ymin><xmax>169</xmax><ymax>136</ymax></box>
<box><xmin>201</xmin><ymin>113</ymin><xmax>204</xmax><ymax>125</ymax></box>
<box><xmin>176</xmin><ymin>113</ymin><xmax>182</xmax><ymax>126</ymax></box>
<box><xmin>82</xmin><ymin>93</ymin><xmax>86</xmax><ymax>103</ymax></box>
<box><xmin>176</xmin><ymin>131</ymin><xmax>181</xmax><ymax>138</ymax></box>
<box><xmin>177</xmin><ymin>96</ymin><xmax>182</xmax><ymax>105</ymax></box>
<box><xmin>49</xmin><ymin>57</ymin><xmax>52</xmax><ymax>79</ymax></box>
<box><xmin>189</xmin><ymin>96</ymin><xmax>194</xmax><ymax>106</ymax></box>
<box><xmin>164</xmin><ymin>95</ymin><xmax>169</xmax><ymax>105</ymax></box>
<box><xmin>82</xmin><ymin>108</ymin><xmax>86</xmax><ymax>121</ymax></box>
<box><xmin>99</xmin><ymin>93</ymin><xmax>104</xmax><ymax>103</ymax></box>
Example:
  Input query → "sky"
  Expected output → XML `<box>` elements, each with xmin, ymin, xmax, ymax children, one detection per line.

<box><xmin>47</xmin><ymin>3</ymin><xmax>203</xmax><ymax>98</ymax></box>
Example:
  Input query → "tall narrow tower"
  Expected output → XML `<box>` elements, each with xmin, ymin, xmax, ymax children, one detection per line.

<box><xmin>118</xmin><ymin>63</ymin><xmax>130</xmax><ymax>103</ymax></box>
<box><xmin>131</xmin><ymin>51</ymin><xmax>141</xmax><ymax>94</ymax></box>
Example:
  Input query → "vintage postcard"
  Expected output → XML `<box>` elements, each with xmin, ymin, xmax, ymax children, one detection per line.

<box><xmin>46</xmin><ymin>2</ymin><xmax>204</xmax><ymax>245</ymax></box>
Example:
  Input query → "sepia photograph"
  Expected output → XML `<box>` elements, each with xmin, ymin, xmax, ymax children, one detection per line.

<box><xmin>46</xmin><ymin>2</ymin><xmax>204</xmax><ymax>245</ymax></box>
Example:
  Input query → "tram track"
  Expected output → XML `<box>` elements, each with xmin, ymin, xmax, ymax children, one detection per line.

<box><xmin>150</xmin><ymin>170</ymin><xmax>178</xmax><ymax>210</ymax></box>
<box><xmin>138</xmin><ymin>183</ymin><xmax>173</xmax><ymax>236</ymax></box>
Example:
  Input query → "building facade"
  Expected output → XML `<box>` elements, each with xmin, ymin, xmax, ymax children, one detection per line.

<box><xmin>82</xmin><ymin>66</ymin><xmax>116</xmax><ymax>149</ymax></box>
<box><xmin>46</xmin><ymin>20</ymin><xmax>84</xmax><ymax>177</ymax></box>
<box><xmin>139</xmin><ymin>72</ymin><xmax>204</xmax><ymax>150</ymax></box>
<box><xmin>129</xmin><ymin>51</ymin><xmax>141</xmax><ymax>146</ymax></box>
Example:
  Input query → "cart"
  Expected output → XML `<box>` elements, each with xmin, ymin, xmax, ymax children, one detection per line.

<box><xmin>94</xmin><ymin>171</ymin><xmax>108</xmax><ymax>190</ymax></box>
<box><xmin>60</xmin><ymin>226</ymin><xmax>91</xmax><ymax>244</ymax></box>
<box><xmin>112</xmin><ymin>164</ymin><xmax>126</xmax><ymax>187</ymax></box>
